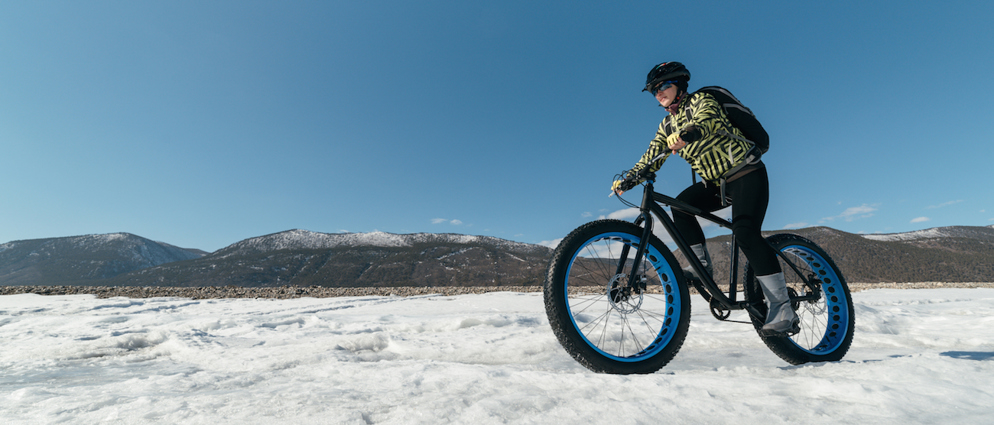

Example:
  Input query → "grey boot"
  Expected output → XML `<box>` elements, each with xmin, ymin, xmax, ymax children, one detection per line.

<box><xmin>682</xmin><ymin>244</ymin><xmax>713</xmax><ymax>281</ymax></box>
<box><xmin>756</xmin><ymin>272</ymin><xmax>799</xmax><ymax>334</ymax></box>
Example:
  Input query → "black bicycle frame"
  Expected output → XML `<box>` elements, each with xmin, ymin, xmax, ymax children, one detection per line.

<box><xmin>623</xmin><ymin>178</ymin><xmax>765</xmax><ymax>320</ymax></box>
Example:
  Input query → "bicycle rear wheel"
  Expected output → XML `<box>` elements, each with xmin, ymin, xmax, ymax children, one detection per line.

<box><xmin>745</xmin><ymin>233</ymin><xmax>855</xmax><ymax>364</ymax></box>
<box><xmin>544</xmin><ymin>219</ymin><xmax>690</xmax><ymax>374</ymax></box>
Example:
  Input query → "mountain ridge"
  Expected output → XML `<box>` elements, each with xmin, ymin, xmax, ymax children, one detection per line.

<box><xmin>212</xmin><ymin>229</ymin><xmax>547</xmax><ymax>259</ymax></box>
<box><xmin>109</xmin><ymin>229</ymin><xmax>552</xmax><ymax>288</ymax></box>
<box><xmin>690</xmin><ymin>225</ymin><xmax>994</xmax><ymax>285</ymax></box>
<box><xmin>2</xmin><ymin>225</ymin><xmax>993</xmax><ymax>287</ymax></box>
<box><xmin>0</xmin><ymin>233</ymin><xmax>205</xmax><ymax>286</ymax></box>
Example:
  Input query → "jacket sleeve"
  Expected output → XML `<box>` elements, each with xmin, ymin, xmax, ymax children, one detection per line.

<box><xmin>683</xmin><ymin>93</ymin><xmax>723</xmax><ymax>142</ymax></box>
<box><xmin>629</xmin><ymin>121</ymin><xmax>673</xmax><ymax>180</ymax></box>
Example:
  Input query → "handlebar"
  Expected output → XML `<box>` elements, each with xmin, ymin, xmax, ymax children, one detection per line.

<box><xmin>610</xmin><ymin>148</ymin><xmax>672</xmax><ymax>197</ymax></box>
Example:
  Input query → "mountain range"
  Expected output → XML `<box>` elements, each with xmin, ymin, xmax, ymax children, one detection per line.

<box><xmin>0</xmin><ymin>233</ymin><xmax>205</xmax><ymax>286</ymax></box>
<box><xmin>0</xmin><ymin>230</ymin><xmax>551</xmax><ymax>288</ymax></box>
<box><xmin>689</xmin><ymin>225</ymin><xmax>994</xmax><ymax>284</ymax></box>
<box><xmin>1</xmin><ymin>225</ymin><xmax>992</xmax><ymax>287</ymax></box>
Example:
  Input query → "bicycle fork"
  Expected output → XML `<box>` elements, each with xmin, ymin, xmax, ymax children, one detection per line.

<box><xmin>609</xmin><ymin>210</ymin><xmax>653</xmax><ymax>303</ymax></box>
<box><xmin>611</xmin><ymin>187</ymin><xmax>658</xmax><ymax>302</ymax></box>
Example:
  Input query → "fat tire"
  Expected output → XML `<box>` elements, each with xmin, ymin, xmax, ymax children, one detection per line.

<box><xmin>543</xmin><ymin>219</ymin><xmax>690</xmax><ymax>374</ymax></box>
<box><xmin>745</xmin><ymin>234</ymin><xmax>855</xmax><ymax>364</ymax></box>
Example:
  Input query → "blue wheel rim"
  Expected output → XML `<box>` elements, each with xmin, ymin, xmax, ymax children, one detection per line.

<box><xmin>564</xmin><ymin>232</ymin><xmax>682</xmax><ymax>362</ymax></box>
<box><xmin>782</xmin><ymin>245</ymin><xmax>851</xmax><ymax>354</ymax></box>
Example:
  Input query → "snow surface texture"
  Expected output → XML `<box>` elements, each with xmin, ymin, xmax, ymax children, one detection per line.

<box><xmin>2</xmin><ymin>289</ymin><xmax>993</xmax><ymax>424</ymax></box>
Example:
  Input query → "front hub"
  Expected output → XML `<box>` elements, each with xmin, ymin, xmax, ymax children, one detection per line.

<box><xmin>607</xmin><ymin>273</ymin><xmax>644</xmax><ymax>314</ymax></box>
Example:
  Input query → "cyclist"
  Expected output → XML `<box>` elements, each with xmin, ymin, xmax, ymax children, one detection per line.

<box><xmin>611</xmin><ymin>61</ymin><xmax>798</xmax><ymax>334</ymax></box>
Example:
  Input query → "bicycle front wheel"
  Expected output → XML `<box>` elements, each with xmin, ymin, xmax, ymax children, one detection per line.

<box><xmin>543</xmin><ymin>219</ymin><xmax>690</xmax><ymax>374</ymax></box>
<box><xmin>746</xmin><ymin>233</ymin><xmax>855</xmax><ymax>364</ymax></box>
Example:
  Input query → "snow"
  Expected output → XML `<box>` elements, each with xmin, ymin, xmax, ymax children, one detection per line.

<box><xmin>215</xmin><ymin>230</ymin><xmax>547</xmax><ymax>259</ymax></box>
<box><xmin>2</xmin><ymin>288</ymin><xmax>993</xmax><ymax>424</ymax></box>
<box><xmin>862</xmin><ymin>228</ymin><xmax>948</xmax><ymax>241</ymax></box>
<box><xmin>860</xmin><ymin>225</ymin><xmax>994</xmax><ymax>242</ymax></box>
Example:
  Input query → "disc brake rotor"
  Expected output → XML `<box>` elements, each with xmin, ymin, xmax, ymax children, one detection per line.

<box><xmin>607</xmin><ymin>273</ymin><xmax>643</xmax><ymax>314</ymax></box>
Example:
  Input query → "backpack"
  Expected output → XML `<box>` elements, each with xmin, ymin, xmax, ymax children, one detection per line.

<box><xmin>694</xmin><ymin>86</ymin><xmax>769</xmax><ymax>154</ymax></box>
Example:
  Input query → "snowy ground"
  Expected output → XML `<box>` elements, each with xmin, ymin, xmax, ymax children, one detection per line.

<box><xmin>1</xmin><ymin>288</ymin><xmax>993</xmax><ymax>424</ymax></box>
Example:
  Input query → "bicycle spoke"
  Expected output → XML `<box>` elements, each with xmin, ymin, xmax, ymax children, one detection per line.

<box><xmin>569</xmin><ymin>294</ymin><xmax>606</xmax><ymax>317</ymax></box>
<box><xmin>749</xmin><ymin>235</ymin><xmax>854</xmax><ymax>364</ymax></box>
<box><xmin>633</xmin><ymin>309</ymin><xmax>663</xmax><ymax>340</ymax></box>
<box><xmin>577</xmin><ymin>306</ymin><xmax>613</xmax><ymax>333</ymax></box>
<box><xmin>547</xmin><ymin>221</ymin><xmax>690</xmax><ymax>373</ymax></box>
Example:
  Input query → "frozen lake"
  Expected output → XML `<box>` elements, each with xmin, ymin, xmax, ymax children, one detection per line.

<box><xmin>2</xmin><ymin>288</ymin><xmax>993</xmax><ymax>424</ymax></box>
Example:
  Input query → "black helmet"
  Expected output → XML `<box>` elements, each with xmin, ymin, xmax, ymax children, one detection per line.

<box><xmin>642</xmin><ymin>62</ymin><xmax>690</xmax><ymax>92</ymax></box>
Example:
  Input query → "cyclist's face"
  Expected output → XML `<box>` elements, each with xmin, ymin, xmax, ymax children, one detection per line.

<box><xmin>654</xmin><ymin>83</ymin><xmax>679</xmax><ymax>107</ymax></box>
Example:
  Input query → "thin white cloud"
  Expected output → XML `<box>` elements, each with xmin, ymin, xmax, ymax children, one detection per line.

<box><xmin>431</xmin><ymin>218</ymin><xmax>462</xmax><ymax>225</ymax></box>
<box><xmin>910</xmin><ymin>216</ymin><xmax>930</xmax><ymax>223</ymax></box>
<box><xmin>927</xmin><ymin>200</ymin><xmax>963</xmax><ymax>209</ymax></box>
<box><xmin>823</xmin><ymin>204</ymin><xmax>878</xmax><ymax>222</ymax></box>
<box><xmin>783</xmin><ymin>222</ymin><xmax>809</xmax><ymax>229</ymax></box>
<box><xmin>600</xmin><ymin>208</ymin><xmax>640</xmax><ymax>221</ymax></box>
<box><xmin>538</xmin><ymin>238</ymin><xmax>563</xmax><ymax>249</ymax></box>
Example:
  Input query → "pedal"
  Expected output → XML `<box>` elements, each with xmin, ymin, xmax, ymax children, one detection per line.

<box><xmin>787</xmin><ymin>321</ymin><xmax>801</xmax><ymax>336</ymax></box>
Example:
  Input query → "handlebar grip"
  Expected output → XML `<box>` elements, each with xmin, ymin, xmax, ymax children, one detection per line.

<box><xmin>616</xmin><ymin>178</ymin><xmax>638</xmax><ymax>192</ymax></box>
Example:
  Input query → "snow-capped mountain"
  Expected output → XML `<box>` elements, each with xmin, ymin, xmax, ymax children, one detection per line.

<box><xmin>861</xmin><ymin>225</ymin><xmax>994</xmax><ymax>242</ymax></box>
<box><xmin>212</xmin><ymin>229</ymin><xmax>548</xmax><ymax>259</ymax></box>
<box><xmin>691</xmin><ymin>225</ymin><xmax>994</xmax><ymax>284</ymax></box>
<box><xmin>111</xmin><ymin>230</ymin><xmax>553</xmax><ymax>288</ymax></box>
<box><xmin>1</xmin><ymin>230</ymin><xmax>553</xmax><ymax>287</ymax></box>
<box><xmin>4</xmin><ymin>225</ymin><xmax>993</xmax><ymax>287</ymax></box>
<box><xmin>0</xmin><ymin>233</ymin><xmax>205</xmax><ymax>286</ymax></box>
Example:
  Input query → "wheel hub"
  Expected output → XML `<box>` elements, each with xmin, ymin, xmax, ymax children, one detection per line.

<box><xmin>607</xmin><ymin>273</ymin><xmax>644</xmax><ymax>314</ymax></box>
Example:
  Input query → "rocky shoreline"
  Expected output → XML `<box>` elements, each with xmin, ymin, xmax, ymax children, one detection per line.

<box><xmin>2</xmin><ymin>282</ymin><xmax>993</xmax><ymax>300</ymax></box>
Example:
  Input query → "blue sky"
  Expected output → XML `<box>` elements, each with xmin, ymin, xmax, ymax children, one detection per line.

<box><xmin>2</xmin><ymin>1</ymin><xmax>993</xmax><ymax>252</ymax></box>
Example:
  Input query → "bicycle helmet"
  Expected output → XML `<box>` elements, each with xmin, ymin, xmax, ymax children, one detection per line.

<box><xmin>643</xmin><ymin>62</ymin><xmax>690</xmax><ymax>92</ymax></box>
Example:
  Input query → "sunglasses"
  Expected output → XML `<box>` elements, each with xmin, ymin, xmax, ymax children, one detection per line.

<box><xmin>650</xmin><ymin>81</ymin><xmax>678</xmax><ymax>96</ymax></box>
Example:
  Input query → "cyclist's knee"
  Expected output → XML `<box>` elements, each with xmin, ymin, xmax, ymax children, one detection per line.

<box><xmin>731</xmin><ymin>220</ymin><xmax>763</xmax><ymax>248</ymax></box>
<box><xmin>731</xmin><ymin>217</ymin><xmax>759</xmax><ymax>233</ymax></box>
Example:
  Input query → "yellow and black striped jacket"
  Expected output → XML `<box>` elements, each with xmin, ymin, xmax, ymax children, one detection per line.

<box><xmin>631</xmin><ymin>91</ymin><xmax>754</xmax><ymax>183</ymax></box>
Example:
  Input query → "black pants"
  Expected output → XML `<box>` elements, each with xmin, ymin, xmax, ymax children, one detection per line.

<box><xmin>672</xmin><ymin>166</ymin><xmax>782</xmax><ymax>276</ymax></box>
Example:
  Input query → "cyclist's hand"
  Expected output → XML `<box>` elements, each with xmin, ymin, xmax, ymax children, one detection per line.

<box><xmin>611</xmin><ymin>175</ymin><xmax>638</xmax><ymax>196</ymax></box>
<box><xmin>666</xmin><ymin>132</ymin><xmax>686</xmax><ymax>151</ymax></box>
<box><xmin>611</xmin><ymin>179</ymin><xmax>625</xmax><ymax>195</ymax></box>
